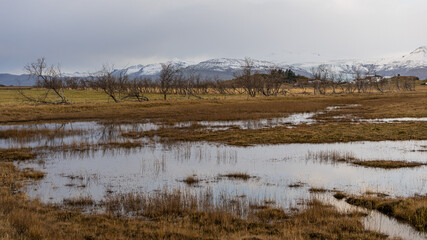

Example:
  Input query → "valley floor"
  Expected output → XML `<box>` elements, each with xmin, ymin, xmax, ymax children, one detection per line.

<box><xmin>0</xmin><ymin>87</ymin><xmax>426</xmax><ymax>239</ymax></box>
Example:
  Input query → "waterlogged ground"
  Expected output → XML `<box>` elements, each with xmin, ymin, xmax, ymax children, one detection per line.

<box><xmin>2</xmin><ymin>112</ymin><xmax>427</xmax><ymax>239</ymax></box>
<box><xmin>19</xmin><ymin>140</ymin><xmax>427</xmax><ymax>203</ymax></box>
<box><xmin>16</xmin><ymin>139</ymin><xmax>427</xmax><ymax>239</ymax></box>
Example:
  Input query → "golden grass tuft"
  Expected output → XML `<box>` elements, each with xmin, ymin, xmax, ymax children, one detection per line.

<box><xmin>0</xmin><ymin>149</ymin><xmax>36</xmax><ymax>162</ymax></box>
<box><xmin>309</xmin><ymin>187</ymin><xmax>329</xmax><ymax>193</ymax></box>
<box><xmin>63</xmin><ymin>195</ymin><xmax>95</xmax><ymax>206</ymax></box>
<box><xmin>22</xmin><ymin>169</ymin><xmax>45</xmax><ymax>180</ymax></box>
<box><xmin>219</xmin><ymin>172</ymin><xmax>252</xmax><ymax>180</ymax></box>
<box><xmin>333</xmin><ymin>192</ymin><xmax>347</xmax><ymax>200</ymax></box>
<box><xmin>182</xmin><ymin>176</ymin><xmax>199</xmax><ymax>185</ymax></box>
<box><xmin>352</xmin><ymin>160</ymin><xmax>426</xmax><ymax>169</ymax></box>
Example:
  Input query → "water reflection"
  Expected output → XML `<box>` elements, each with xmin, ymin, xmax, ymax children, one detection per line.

<box><xmin>2</xmin><ymin>116</ymin><xmax>426</xmax><ymax>239</ymax></box>
<box><xmin>19</xmin><ymin>140</ymin><xmax>427</xmax><ymax>206</ymax></box>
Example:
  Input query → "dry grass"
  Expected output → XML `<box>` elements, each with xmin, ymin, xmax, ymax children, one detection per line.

<box><xmin>136</xmin><ymin>121</ymin><xmax>427</xmax><ymax>146</ymax></box>
<box><xmin>0</xmin><ymin>95</ymin><xmax>344</xmax><ymax>124</ymax></box>
<box><xmin>308</xmin><ymin>150</ymin><xmax>427</xmax><ymax>169</ymax></box>
<box><xmin>182</xmin><ymin>176</ymin><xmax>199</xmax><ymax>185</ymax></box>
<box><xmin>1</xmin><ymin>87</ymin><xmax>425</xmax><ymax>125</ymax></box>
<box><xmin>219</xmin><ymin>172</ymin><xmax>253</xmax><ymax>180</ymax></box>
<box><xmin>346</xmin><ymin>195</ymin><xmax>427</xmax><ymax>232</ymax></box>
<box><xmin>101</xmin><ymin>141</ymin><xmax>143</xmax><ymax>149</ymax></box>
<box><xmin>21</xmin><ymin>168</ymin><xmax>45</xmax><ymax>180</ymax></box>
<box><xmin>333</xmin><ymin>192</ymin><xmax>347</xmax><ymax>200</ymax></box>
<box><xmin>63</xmin><ymin>195</ymin><xmax>95</xmax><ymax>206</ymax></box>
<box><xmin>309</xmin><ymin>187</ymin><xmax>329</xmax><ymax>193</ymax></box>
<box><xmin>0</xmin><ymin>148</ymin><xmax>36</xmax><ymax>162</ymax></box>
<box><xmin>307</xmin><ymin>150</ymin><xmax>356</xmax><ymax>163</ymax></box>
<box><xmin>352</xmin><ymin>160</ymin><xmax>426</xmax><ymax>169</ymax></box>
<box><xmin>288</xmin><ymin>182</ymin><xmax>304</xmax><ymax>188</ymax></box>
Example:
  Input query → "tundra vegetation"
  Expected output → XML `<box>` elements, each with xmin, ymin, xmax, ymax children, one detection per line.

<box><xmin>0</xmin><ymin>58</ymin><xmax>426</xmax><ymax>239</ymax></box>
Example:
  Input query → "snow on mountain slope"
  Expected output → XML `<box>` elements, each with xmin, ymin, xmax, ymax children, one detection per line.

<box><xmin>293</xmin><ymin>46</ymin><xmax>427</xmax><ymax>79</ymax></box>
<box><xmin>377</xmin><ymin>46</ymin><xmax>427</xmax><ymax>70</ymax></box>
<box><xmin>113</xmin><ymin>58</ymin><xmax>311</xmax><ymax>80</ymax></box>
<box><xmin>195</xmin><ymin>58</ymin><xmax>275</xmax><ymax>71</ymax></box>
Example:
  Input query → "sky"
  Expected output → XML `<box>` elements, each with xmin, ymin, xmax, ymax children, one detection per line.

<box><xmin>1</xmin><ymin>0</ymin><xmax>426</xmax><ymax>74</ymax></box>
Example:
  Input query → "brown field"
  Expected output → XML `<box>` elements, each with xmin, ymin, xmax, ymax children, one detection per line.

<box><xmin>0</xmin><ymin>86</ymin><xmax>426</xmax><ymax>124</ymax></box>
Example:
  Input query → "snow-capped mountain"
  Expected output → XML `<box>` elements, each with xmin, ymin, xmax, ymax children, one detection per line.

<box><xmin>2</xmin><ymin>47</ymin><xmax>427</xmax><ymax>86</ymax></box>
<box><xmin>114</xmin><ymin>60</ymin><xmax>193</xmax><ymax>78</ymax></box>
<box><xmin>292</xmin><ymin>46</ymin><xmax>427</xmax><ymax>79</ymax></box>
<box><xmin>114</xmin><ymin>46</ymin><xmax>427</xmax><ymax>81</ymax></box>
<box><xmin>374</xmin><ymin>46</ymin><xmax>427</xmax><ymax>78</ymax></box>
<box><xmin>112</xmin><ymin>58</ymin><xmax>311</xmax><ymax>80</ymax></box>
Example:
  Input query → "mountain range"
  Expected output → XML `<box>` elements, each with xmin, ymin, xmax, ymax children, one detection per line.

<box><xmin>1</xmin><ymin>46</ymin><xmax>427</xmax><ymax>86</ymax></box>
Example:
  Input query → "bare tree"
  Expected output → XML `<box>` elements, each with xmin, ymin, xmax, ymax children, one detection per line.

<box><xmin>311</xmin><ymin>65</ymin><xmax>333</xmax><ymax>95</ymax></box>
<box><xmin>127</xmin><ymin>77</ymin><xmax>150</xmax><ymax>102</ymax></box>
<box><xmin>91</xmin><ymin>65</ymin><xmax>128</xmax><ymax>103</ymax></box>
<box><xmin>21</xmin><ymin>57</ymin><xmax>70</xmax><ymax>104</ymax></box>
<box><xmin>235</xmin><ymin>57</ymin><xmax>260</xmax><ymax>97</ymax></box>
<box><xmin>159</xmin><ymin>62</ymin><xmax>179</xmax><ymax>100</ymax></box>
<box><xmin>64</xmin><ymin>77</ymin><xmax>80</xmax><ymax>90</ymax></box>
<box><xmin>261</xmin><ymin>68</ymin><xmax>294</xmax><ymax>96</ymax></box>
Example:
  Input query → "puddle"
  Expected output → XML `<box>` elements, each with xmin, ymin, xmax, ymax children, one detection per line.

<box><xmin>361</xmin><ymin>117</ymin><xmax>427</xmax><ymax>123</ymax></box>
<box><xmin>187</xmin><ymin>112</ymin><xmax>317</xmax><ymax>130</ymax></box>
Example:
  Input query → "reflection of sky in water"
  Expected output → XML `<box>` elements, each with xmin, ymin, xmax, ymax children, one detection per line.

<box><xmin>19</xmin><ymin>140</ymin><xmax>427</xmax><ymax>206</ymax></box>
<box><xmin>0</xmin><ymin>112</ymin><xmax>318</xmax><ymax>148</ymax></box>
<box><xmin>181</xmin><ymin>112</ymin><xmax>317</xmax><ymax>130</ymax></box>
<box><xmin>18</xmin><ymin>140</ymin><xmax>427</xmax><ymax>239</ymax></box>
<box><xmin>3</xmin><ymin>117</ymin><xmax>426</xmax><ymax>239</ymax></box>
<box><xmin>0</xmin><ymin>121</ymin><xmax>159</xmax><ymax>148</ymax></box>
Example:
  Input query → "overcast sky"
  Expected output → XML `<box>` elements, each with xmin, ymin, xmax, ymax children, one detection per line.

<box><xmin>1</xmin><ymin>0</ymin><xmax>426</xmax><ymax>73</ymax></box>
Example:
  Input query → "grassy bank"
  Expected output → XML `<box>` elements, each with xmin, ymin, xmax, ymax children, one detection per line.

<box><xmin>346</xmin><ymin>195</ymin><xmax>427</xmax><ymax>232</ymax></box>
<box><xmin>132</xmin><ymin>122</ymin><xmax>427</xmax><ymax>146</ymax></box>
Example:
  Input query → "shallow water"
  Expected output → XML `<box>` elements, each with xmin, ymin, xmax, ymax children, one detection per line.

<box><xmin>19</xmin><ymin>140</ymin><xmax>427</xmax><ymax>204</ymax></box>
<box><xmin>17</xmin><ymin>139</ymin><xmax>427</xmax><ymax>238</ymax></box>
<box><xmin>3</xmin><ymin>116</ymin><xmax>427</xmax><ymax>239</ymax></box>
<box><xmin>189</xmin><ymin>112</ymin><xmax>317</xmax><ymax>130</ymax></box>
<box><xmin>361</xmin><ymin>117</ymin><xmax>427</xmax><ymax>123</ymax></box>
<box><xmin>0</xmin><ymin>104</ymin><xmax>378</xmax><ymax>149</ymax></box>
<box><xmin>0</xmin><ymin>112</ymin><xmax>318</xmax><ymax>148</ymax></box>
<box><xmin>0</xmin><ymin>121</ymin><xmax>158</xmax><ymax>148</ymax></box>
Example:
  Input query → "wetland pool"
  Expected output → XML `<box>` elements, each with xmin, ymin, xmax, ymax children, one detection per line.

<box><xmin>2</xmin><ymin>120</ymin><xmax>427</xmax><ymax>239</ymax></box>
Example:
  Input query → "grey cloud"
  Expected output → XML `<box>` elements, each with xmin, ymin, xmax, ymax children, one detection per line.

<box><xmin>1</xmin><ymin>0</ymin><xmax>426</xmax><ymax>73</ymax></box>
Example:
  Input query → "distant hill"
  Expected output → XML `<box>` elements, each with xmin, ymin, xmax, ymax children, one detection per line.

<box><xmin>1</xmin><ymin>47</ymin><xmax>427</xmax><ymax>86</ymax></box>
<box><xmin>0</xmin><ymin>74</ymin><xmax>34</xmax><ymax>86</ymax></box>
